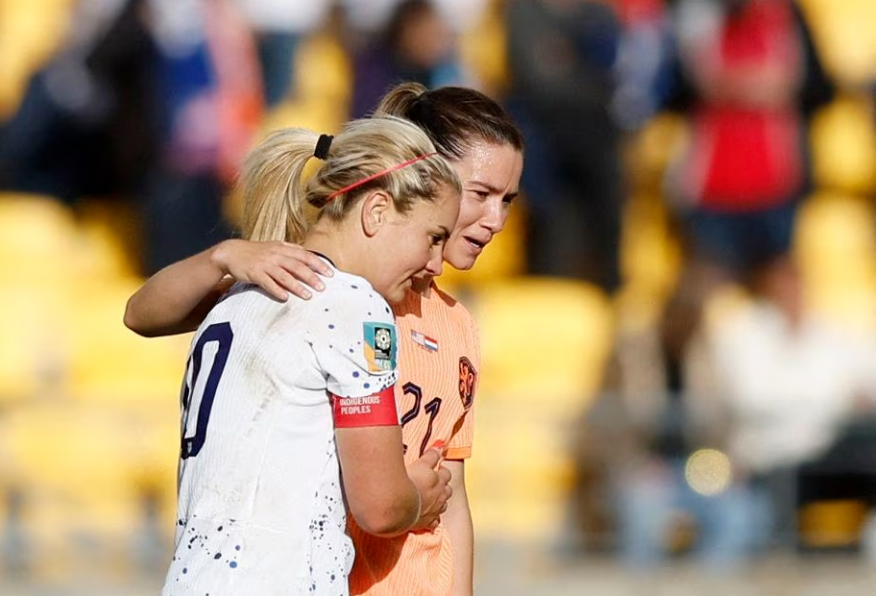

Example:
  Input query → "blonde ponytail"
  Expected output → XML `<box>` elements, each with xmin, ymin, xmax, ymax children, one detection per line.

<box><xmin>241</xmin><ymin>128</ymin><xmax>319</xmax><ymax>243</ymax></box>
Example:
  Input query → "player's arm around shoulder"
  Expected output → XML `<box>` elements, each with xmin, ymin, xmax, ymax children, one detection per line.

<box><xmin>124</xmin><ymin>239</ymin><xmax>332</xmax><ymax>337</ymax></box>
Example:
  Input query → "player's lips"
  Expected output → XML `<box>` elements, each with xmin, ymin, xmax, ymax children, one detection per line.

<box><xmin>463</xmin><ymin>235</ymin><xmax>490</xmax><ymax>253</ymax></box>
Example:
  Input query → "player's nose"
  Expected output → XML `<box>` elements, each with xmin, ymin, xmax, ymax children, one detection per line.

<box><xmin>424</xmin><ymin>248</ymin><xmax>444</xmax><ymax>277</ymax></box>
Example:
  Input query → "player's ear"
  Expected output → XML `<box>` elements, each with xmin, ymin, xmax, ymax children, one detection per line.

<box><xmin>361</xmin><ymin>190</ymin><xmax>392</xmax><ymax>237</ymax></box>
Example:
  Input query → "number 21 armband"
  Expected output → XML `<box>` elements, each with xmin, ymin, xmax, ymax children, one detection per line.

<box><xmin>331</xmin><ymin>386</ymin><xmax>399</xmax><ymax>428</ymax></box>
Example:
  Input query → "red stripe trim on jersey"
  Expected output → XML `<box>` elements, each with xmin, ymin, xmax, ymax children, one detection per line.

<box><xmin>331</xmin><ymin>386</ymin><xmax>398</xmax><ymax>428</ymax></box>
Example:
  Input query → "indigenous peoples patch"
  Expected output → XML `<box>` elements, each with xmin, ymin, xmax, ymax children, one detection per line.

<box><xmin>363</xmin><ymin>322</ymin><xmax>397</xmax><ymax>372</ymax></box>
<box><xmin>458</xmin><ymin>357</ymin><xmax>477</xmax><ymax>410</ymax></box>
<box><xmin>331</xmin><ymin>386</ymin><xmax>399</xmax><ymax>428</ymax></box>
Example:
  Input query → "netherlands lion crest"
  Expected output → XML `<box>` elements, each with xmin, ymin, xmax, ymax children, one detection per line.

<box><xmin>458</xmin><ymin>357</ymin><xmax>476</xmax><ymax>410</ymax></box>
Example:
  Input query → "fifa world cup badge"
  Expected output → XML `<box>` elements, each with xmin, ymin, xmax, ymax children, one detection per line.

<box><xmin>363</xmin><ymin>322</ymin><xmax>397</xmax><ymax>372</ymax></box>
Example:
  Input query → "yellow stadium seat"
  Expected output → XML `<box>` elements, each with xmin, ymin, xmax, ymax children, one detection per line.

<box><xmin>620</xmin><ymin>191</ymin><xmax>683</xmax><ymax>305</ymax></box>
<box><xmin>465</xmin><ymin>277</ymin><xmax>614</xmax><ymax>543</ymax></box>
<box><xmin>625</xmin><ymin>113</ymin><xmax>689</xmax><ymax>195</ymax></box>
<box><xmin>614</xmin><ymin>118</ymin><xmax>688</xmax><ymax>329</ymax></box>
<box><xmin>61</xmin><ymin>278</ymin><xmax>191</xmax><ymax>406</ymax></box>
<box><xmin>295</xmin><ymin>30</ymin><xmax>352</xmax><ymax>109</ymax></box>
<box><xmin>809</xmin><ymin>95</ymin><xmax>876</xmax><ymax>195</ymax></box>
<box><xmin>0</xmin><ymin>400</ymin><xmax>163</xmax><ymax>578</ymax></box>
<box><xmin>798</xmin><ymin>499</ymin><xmax>868</xmax><ymax>549</ymax></box>
<box><xmin>0</xmin><ymin>0</ymin><xmax>74</xmax><ymax>117</ymax></box>
<box><xmin>470</xmin><ymin>277</ymin><xmax>614</xmax><ymax>404</ymax></box>
<box><xmin>0</xmin><ymin>196</ymin><xmax>158</xmax><ymax>405</ymax></box>
<box><xmin>72</xmin><ymin>198</ymin><xmax>143</xmax><ymax>280</ymax></box>
<box><xmin>459</xmin><ymin>0</ymin><xmax>511</xmax><ymax>94</ymax></box>
<box><xmin>469</xmin><ymin>397</ymin><xmax>580</xmax><ymax>544</ymax></box>
<box><xmin>793</xmin><ymin>191</ymin><xmax>876</xmax><ymax>330</ymax></box>
<box><xmin>263</xmin><ymin>31</ymin><xmax>351</xmax><ymax>133</ymax></box>
<box><xmin>0</xmin><ymin>193</ymin><xmax>80</xmax><ymax>283</ymax></box>
<box><xmin>0</xmin><ymin>285</ymin><xmax>68</xmax><ymax>403</ymax></box>
<box><xmin>128</xmin><ymin>405</ymin><xmax>184</xmax><ymax>536</ymax></box>
<box><xmin>797</xmin><ymin>0</ymin><xmax>876</xmax><ymax>88</ymax></box>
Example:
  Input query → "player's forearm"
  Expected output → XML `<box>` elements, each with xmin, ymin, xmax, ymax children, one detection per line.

<box><xmin>347</xmin><ymin>475</ymin><xmax>420</xmax><ymax>537</ymax></box>
<box><xmin>354</xmin><ymin>481</ymin><xmax>421</xmax><ymax>537</ymax></box>
<box><xmin>444</xmin><ymin>460</ymin><xmax>473</xmax><ymax>596</ymax></box>
<box><xmin>337</xmin><ymin>426</ymin><xmax>421</xmax><ymax>537</ymax></box>
<box><xmin>124</xmin><ymin>242</ymin><xmax>233</xmax><ymax>337</ymax></box>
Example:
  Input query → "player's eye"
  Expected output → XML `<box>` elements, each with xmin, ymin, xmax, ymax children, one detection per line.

<box><xmin>465</xmin><ymin>189</ymin><xmax>489</xmax><ymax>202</ymax></box>
<box><xmin>429</xmin><ymin>234</ymin><xmax>446</xmax><ymax>247</ymax></box>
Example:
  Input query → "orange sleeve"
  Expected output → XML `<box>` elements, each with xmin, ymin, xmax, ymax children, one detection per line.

<box><xmin>446</xmin><ymin>310</ymin><xmax>480</xmax><ymax>460</ymax></box>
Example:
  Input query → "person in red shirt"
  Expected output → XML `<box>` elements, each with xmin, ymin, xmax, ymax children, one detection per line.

<box><xmin>668</xmin><ymin>0</ymin><xmax>833</xmax><ymax>279</ymax></box>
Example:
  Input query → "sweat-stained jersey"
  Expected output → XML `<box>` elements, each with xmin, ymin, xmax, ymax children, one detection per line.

<box><xmin>348</xmin><ymin>283</ymin><xmax>480</xmax><ymax>596</ymax></box>
<box><xmin>161</xmin><ymin>262</ymin><xmax>399</xmax><ymax>596</ymax></box>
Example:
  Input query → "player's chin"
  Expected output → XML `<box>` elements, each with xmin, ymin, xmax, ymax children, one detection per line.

<box><xmin>444</xmin><ymin>238</ymin><xmax>486</xmax><ymax>272</ymax></box>
<box><xmin>385</xmin><ymin>280</ymin><xmax>411</xmax><ymax>304</ymax></box>
<box><xmin>444</xmin><ymin>249</ymin><xmax>478</xmax><ymax>272</ymax></box>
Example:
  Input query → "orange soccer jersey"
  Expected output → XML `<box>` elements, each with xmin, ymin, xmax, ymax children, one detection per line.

<box><xmin>348</xmin><ymin>283</ymin><xmax>479</xmax><ymax>596</ymax></box>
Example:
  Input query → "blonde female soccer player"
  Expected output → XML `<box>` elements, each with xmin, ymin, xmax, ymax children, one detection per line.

<box><xmin>148</xmin><ymin>116</ymin><xmax>460</xmax><ymax>596</ymax></box>
<box><xmin>125</xmin><ymin>84</ymin><xmax>525</xmax><ymax>596</ymax></box>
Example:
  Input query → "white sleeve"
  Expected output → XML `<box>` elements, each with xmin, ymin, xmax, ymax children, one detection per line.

<box><xmin>306</xmin><ymin>287</ymin><xmax>398</xmax><ymax>400</ymax></box>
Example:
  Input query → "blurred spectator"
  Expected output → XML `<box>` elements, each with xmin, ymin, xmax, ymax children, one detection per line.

<box><xmin>610</xmin><ymin>8</ymin><xmax>843</xmax><ymax>530</ymax></box>
<box><xmin>664</xmin><ymin>0</ymin><xmax>834</xmax><ymax>286</ymax></box>
<box><xmin>577</xmin><ymin>255</ymin><xmax>876</xmax><ymax>568</ymax></box>
<box><xmin>346</xmin><ymin>0</ymin><xmax>468</xmax><ymax>119</ymax></box>
<box><xmin>339</xmin><ymin>0</ymin><xmax>406</xmax><ymax>34</ymax></box>
<box><xmin>0</xmin><ymin>0</ymin><xmax>157</xmax><ymax>203</ymax></box>
<box><xmin>611</xmin><ymin>0</ymin><xmax>677</xmax><ymax>130</ymax></box>
<box><xmin>575</xmin><ymin>267</ymin><xmax>765</xmax><ymax>570</ymax></box>
<box><xmin>143</xmin><ymin>0</ymin><xmax>262</xmax><ymax>274</ymax></box>
<box><xmin>0</xmin><ymin>0</ymin><xmax>263</xmax><ymax>275</ymax></box>
<box><xmin>504</xmin><ymin>0</ymin><xmax>626</xmax><ymax>293</ymax></box>
<box><xmin>233</xmin><ymin>0</ymin><xmax>331</xmax><ymax>108</ymax></box>
<box><xmin>339</xmin><ymin>0</ymin><xmax>488</xmax><ymax>40</ymax></box>
<box><xmin>706</xmin><ymin>256</ymin><xmax>876</xmax><ymax>548</ymax></box>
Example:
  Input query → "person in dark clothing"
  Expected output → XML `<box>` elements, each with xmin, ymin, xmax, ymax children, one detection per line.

<box><xmin>504</xmin><ymin>0</ymin><xmax>626</xmax><ymax>292</ymax></box>
<box><xmin>348</xmin><ymin>0</ymin><xmax>464</xmax><ymax>119</ymax></box>
<box><xmin>0</xmin><ymin>0</ymin><xmax>263</xmax><ymax>276</ymax></box>
<box><xmin>0</xmin><ymin>0</ymin><xmax>158</xmax><ymax>204</ymax></box>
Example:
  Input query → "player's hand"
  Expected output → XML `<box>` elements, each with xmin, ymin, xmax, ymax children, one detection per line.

<box><xmin>407</xmin><ymin>447</ymin><xmax>452</xmax><ymax>532</ymax></box>
<box><xmin>212</xmin><ymin>239</ymin><xmax>333</xmax><ymax>301</ymax></box>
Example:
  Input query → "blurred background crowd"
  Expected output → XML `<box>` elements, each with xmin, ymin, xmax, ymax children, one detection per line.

<box><xmin>0</xmin><ymin>0</ymin><xmax>875</xmax><ymax>593</ymax></box>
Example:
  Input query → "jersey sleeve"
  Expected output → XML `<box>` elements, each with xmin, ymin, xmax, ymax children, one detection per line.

<box><xmin>308</xmin><ymin>287</ymin><xmax>400</xmax><ymax>428</ymax></box>
<box><xmin>445</xmin><ymin>307</ymin><xmax>480</xmax><ymax>460</ymax></box>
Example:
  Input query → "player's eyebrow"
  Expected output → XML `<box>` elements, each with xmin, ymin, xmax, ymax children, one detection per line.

<box><xmin>469</xmin><ymin>179</ymin><xmax>518</xmax><ymax>201</ymax></box>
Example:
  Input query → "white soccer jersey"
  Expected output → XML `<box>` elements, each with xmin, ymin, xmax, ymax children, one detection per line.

<box><xmin>161</xmin><ymin>261</ymin><xmax>399</xmax><ymax>596</ymax></box>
